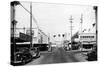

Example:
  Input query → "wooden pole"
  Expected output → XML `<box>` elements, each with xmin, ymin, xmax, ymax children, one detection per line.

<box><xmin>30</xmin><ymin>2</ymin><xmax>33</xmax><ymax>49</ymax></box>
<box><xmin>69</xmin><ymin>16</ymin><xmax>73</xmax><ymax>50</ymax></box>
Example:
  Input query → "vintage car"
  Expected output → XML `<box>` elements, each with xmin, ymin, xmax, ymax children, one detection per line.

<box><xmin>12</xmin><ymin>47</ymin><xmax>40</xmax><ymax>65</ymax></box>
<box><xmin>86</xmin><ymin>46</ymin><xmax>97</xmax><ymax>61</ymax></box>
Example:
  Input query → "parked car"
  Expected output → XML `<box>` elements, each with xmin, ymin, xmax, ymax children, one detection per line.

<box><xmin>86</xmin><ymin>46</ymin><xmax>97</xmax><ymax>61</ymax></box>
<box><xmin>12</xmin><ymin>47</ymin><xmax>40</xmax><ymax>65</ymax></box>
<box><xmin>51</xmin><ymin>44</ymin><xmax>57</xmax><ymax>47</ymax></box>
<box><xmin>71</xmin><ymin>41</ymin><xmax>80</xmax><ymax>50</ymax></box>
<box><xmin>30</xmin><ymin>47</ymin><xmax>40</xmax><ymax>58</ymax></box>
<box><xmin>63</xmin><ymin>44</ymin><xmax>70</xmax><ymax>51</ymax></box>
<box><xmin>13</xmin><ymin>48</ymin><xmax>32</xmax><ymax>65</ymax></box>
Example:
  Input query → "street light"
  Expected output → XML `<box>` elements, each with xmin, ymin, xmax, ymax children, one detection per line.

<box><xmin>11</xmin><ymin>1</ymin><xmax>20</xmax><ymax>6</ymax></box>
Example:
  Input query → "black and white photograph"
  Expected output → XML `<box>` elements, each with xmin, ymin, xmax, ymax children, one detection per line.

<box><xmin>10</xmin><ymin>1</ymin><xmax>97</xmax><ymax>66</ymax></box>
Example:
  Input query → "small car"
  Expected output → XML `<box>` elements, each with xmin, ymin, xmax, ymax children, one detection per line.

<box><xmin>86</xmin><ymin>46</ymin><xmax>97</xmax><ymax>61</ymax></box>
<box><xmin>12</xmin><ymin>47</ymin><xmax>40</xmax><ymax>65</ymax></box>
<box><xmin>13</xmin><ymin>48</ymin><xmax>32</xmax><ymax>65</ymax></box>
<box><xmin>30</xmin><ymin>47</ymin><xmax>40</xmax><ymax>58</ymax></box>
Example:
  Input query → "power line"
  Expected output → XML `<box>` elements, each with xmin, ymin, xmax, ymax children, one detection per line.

<box><xmin>19</xmin><ymin>3</ymin><xmax>39</xmax><ymax>29</ymax></box>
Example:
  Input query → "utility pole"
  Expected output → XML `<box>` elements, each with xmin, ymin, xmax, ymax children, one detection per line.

<box><xmin>11</xmin><ymin>1</ymin><xmax>20</xmax><ymax>65</ymax></box>
<box><xmin>30</xmin><ymin>2</ymin><xmax>33</xmax><ymax>49</ymax></box>
<box><xmin>48</xmin><ymin>33</ymin><xmax>51</xmax><ymax>52</ymax></box>
<box><xmin>93</xmin><ymin>6</ymin><xmax>97</xmax><ymax>49</ymax></box>
<box><xmin>93</xmin><ymin>6</ymin><xmax>97</xmax><ymax>34</ymax></box>
<box><xmin>65</xmin><ymin>33</ymin><xmax>67</xmax><ymax>40</ymax></box>
<box><xmin>48</xmin><ymin>33</ymin><xmax>50</xmax><ymax>43</ymax></box>
<box><xmin>69</xmin><ymin>16</ymin><xmax>73</xmax><ymax>50</ymax></box>
<box><xmin>80</xmin><ymin>14</ymin><xmax>83</xmax><ymax>33</ymax></box>
<box><xmin>80</xmin><ymin>14</ymin><xmax>83</xmax><ymax>51</ymax></box>
<box><xmin>23</xmin><ymin>27</ymin><xmax>25</xmax><ymax>33</ymax></box>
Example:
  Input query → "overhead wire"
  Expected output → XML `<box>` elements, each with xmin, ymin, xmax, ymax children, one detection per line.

<box><xmin>19</xmin><ymin>3</ymin><xmax>39</xmax><ymax>29</ymax></box>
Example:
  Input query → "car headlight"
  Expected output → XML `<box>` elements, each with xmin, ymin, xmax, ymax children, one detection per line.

<box><xmin>17</xmin><ymin>54</ymin><xmax>20</xmax><ymax>57</ymax></box>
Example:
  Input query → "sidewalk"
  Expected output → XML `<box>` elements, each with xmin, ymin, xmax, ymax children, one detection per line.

<box><xmin>27</xmin><ymin>55</ymin><xmax>44</xmax><ymax>65</ymax></box>
<box><xmin>66</xmin><ymin>49</ymin><xmax>91</xmax><ymax>53</ymax></box>
<box><xmin>66</xmin><ymin>49</ymin><xmax>82</xmax><ymax>52</ymax></box>
<box><xmin>40</xmin><ymin>51</ymin><xmax>52</xmax><ymax>54</ymax></box>
<box><xmin>74</xmin><ymin>53</ymin><xmax>87</xmax><ymax>62</ymax></box>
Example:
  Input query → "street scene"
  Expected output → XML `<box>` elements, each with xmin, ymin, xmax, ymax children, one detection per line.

<box><xmin>11</xmin><ymin>1</ymin><xmax>97</xmax><ymax>66</ymax></box>
<box><xmin>27</xmin><ymin>47</ymin><xmax>87</xmax><ymax>65</ymax></box>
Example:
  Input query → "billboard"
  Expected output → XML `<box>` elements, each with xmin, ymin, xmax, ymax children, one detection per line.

<box><xmin>20</xmin><ymin>32</ymin><xmax>31</xmax><ymax>41</ymax></box>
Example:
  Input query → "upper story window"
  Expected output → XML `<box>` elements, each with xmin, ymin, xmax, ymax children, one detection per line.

<box><xmin>80</xmin><ymin>36</ymin><xmax>94</xmax><ymax>38</ymax></box>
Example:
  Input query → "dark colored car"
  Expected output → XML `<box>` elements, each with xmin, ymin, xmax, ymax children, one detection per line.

<box><xmin>71</xmin><ymin>41</ymin><xmax>80</xmax><ymax>50</ymax></box>
<box><xmin>39</xmin><ymin>44</ymin><xmax>49</xmax><ymax>51</ymax></box>
<box><xmin>63</xmin><ymin>44</ymin><xmax>71</xmax><ymax>51</ymax></box>
<box><xmin>13</xmin><ymin>48</ymin><xmax>32</xmax><ymax>65</ymax></box>
<box><xmin>86</xmin><ymin>46</ymin><xmax>97</xmax><ymax>61</ymax></box>
<box><xmin>30</xmin><ymin>47</ymin><xmax>40</xmax><ymax>58</ymax></box>
<box><xmin>34</xmin><ymin>44</ymin><xmax>49</xmax><ymax>51</ymax></box>
<box><xmin>12</xmin><ymin>47</ymin><xmax>40</xmax><ymax>65</ymax></box>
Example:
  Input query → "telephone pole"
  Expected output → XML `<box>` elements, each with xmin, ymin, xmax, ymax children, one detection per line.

<box><xmin>11</xmin><ymin>1</ymin><xmax>20</xmax><ymax>65</ymax></box>
<box><xmin>80</xmin><ymin>14</ymin><xmax>83</xmax><ymax>33</ymax></box>
<box><xmin>69</xmin><ymin>16</ymin><xmax>73</xmax><ymax>49</ymax></box>
<box><xmin>30</xmin><ymin>2</ymin><xmax>33</xmax><ymax>48</ymax></box>
<box><xmin>93</xmin><ymin>6</ymin><xmax>97</xmax><ymax>34</ymax></box>
<box><xmin>80</xmin><ymin>14</ymin><xmax>83</xmax><ymax>51</ymax></box>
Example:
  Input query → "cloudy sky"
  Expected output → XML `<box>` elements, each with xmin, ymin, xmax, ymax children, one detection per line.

<box><xmin>15</xmin><ymin>2</ymin><xmax>96</xmax><ymax>41</ymax></box>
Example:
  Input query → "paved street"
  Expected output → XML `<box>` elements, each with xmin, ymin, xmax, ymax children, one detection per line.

<box><xmin>27</xmin><ymin>45</ymin><xmax>87</xmax><ymax>65</ymax></box>
<box><xmin>10</xmin><ymin>2</ymin><xmax>97</xmax><ymax>66</ymax></box>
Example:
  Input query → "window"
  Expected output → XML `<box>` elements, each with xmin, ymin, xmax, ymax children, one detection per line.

<box><xmin>91</xmin><ymin>36</ymin><xmax>94</xmax><ymax>38</ymax></box>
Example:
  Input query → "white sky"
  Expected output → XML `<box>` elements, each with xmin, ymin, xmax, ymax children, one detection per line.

<box><xmin>15</xmin><ymin>2</ymin><xmax>96</xmax><ymax>40</ymax></box>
